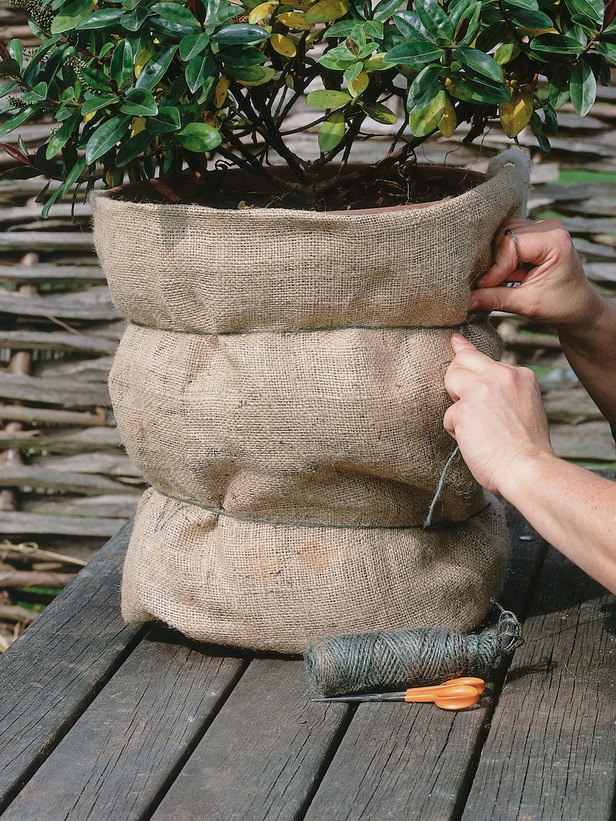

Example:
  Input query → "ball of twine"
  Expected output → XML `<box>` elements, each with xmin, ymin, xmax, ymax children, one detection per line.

<box><xmin>305</xmin><ymin>604</ymin><xmax>523</xmax><ymax>698</ymax></box>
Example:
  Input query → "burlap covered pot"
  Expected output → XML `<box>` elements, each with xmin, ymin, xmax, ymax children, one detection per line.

<box><xmin>93</xmin><ymin>148</ymin><xmax>530</xmax><ymax>654</ymax></box>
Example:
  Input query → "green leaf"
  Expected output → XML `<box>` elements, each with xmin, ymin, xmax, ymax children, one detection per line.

<box><xmin>211</xmin><ymin>23</ymin><xmax>269</xmax><ymax>43</ymax></box>
<box><xmin>456</xmin><ymin>46</ymin><xmax>503</xmax><ymax>83</ymax></box>
<box><xmin>205</xmin><ymin>2</ymin><xmax>238</xmax><ymax>27</ymax></box>
<box><xmin>306</xmin><ymin>89</ymin><xmax>352</xmax><ymax>108</ymax></box>
<box><xmin>326</xmin><ymin>20</ymin><xmax>358</xmax><ymax>37</ymax></box>
<box><xmin>0</xmin><ymin>106</ymin><xmax>37</xmax><ymax>138</ymax></box>
<box><xmin>223</xmin><ymin>65</ymin><xmax>275</xmax><ymax>85</ymax></box>
<box><xmin>120</xmin><ymin>6</ymin><xmax>149</xmax><ymax>31</ymax></box>
<box><xmin>45</xmin><ymin>110</ymin><xmax>79</xmax><ymax>159</ymax></box>
<box><xmin>110</xmin><ymin>39</ymin><xmax>134</xmax><ymax>91</ymax></box>
<box><xmin>362</xmin><ymin>101</ymin><xmax>397</xmax><ymax>123</ymax></box>
<box><xmin>494</xmin><ymin>41</ymin><xmax>518</xmax><ymax>65</ymax></box>
<box><xmin>7</xmin><ymin>39</ymin><xmax>22</xmax><ymax>69</ymax></box>
<box><xmin>186</xmin><ymin>50</ymin><xmax>214</xmax><ymax>92</ymax></box>
<box><xmin>530</xmin><ymin>34</ymin><xmax>586</xmax><ymax>57</ymax></box>
<box><xmin>116</xmin><ymin>129</ymin><xmax>153</xmax><ymax>166</ymax></box>
<box><xmin>410</xmin><ymin>88</ymin><xmax>446</xmax><ymax>137</ymax></box>
<box><xmin>41</xmin><ymin>185</ymin><xmax>63</xmax><ymax>219</ymax></box>
<box><xmin>84</xmin><ymin>114</ymin><xmax>131</xmax><ymax>163</ymax></box>
<box><xmin>145</xmin><ymin>105</ymin><xmax>181</xmax><ymax>133</ymax></box>
<box><xmin>448</xmin><ymin>75</ymin><xmax>510</xmax><ymax>104</ymax></box>
<box><xmin>21</xmin><ymin>81</ymin><xmax>48</xmax><ymax>103</ymax></box>
<box><xmin>135</xmin><ymin>45</ymin><xmax>178</xmax><ymax>90</ymax></box>
<box><xmin>218</xmin><ymin>44</ymin><xmax>267</xmax><ymax>67</ymax></box>
<box><xmin>151</xmin><ymin>2</ymin><xmax>200</xmax><ymax>29</ymax></box>
<box><xmin>180</xmin><ymin>32</ymin><xmax>210</xmax><ymax>61</ymax></box>
<box><xmin>596</xmin><ymin>40</ymin><xmax>616</xmax><ymax>67</ymax></box>
<box><xmin>0</xmin><ymin>59</ymin><xmax>21</xmax><ymax>78</ymax></box>
<box><xmin>176</xmin><ymin>122</ymin><xmax>222</xmax><ymax>151</ymax></box>
<box><xmin>319</xmin><ymin>52</ymin><xmax>356</xmax><ymax>70</ymax></box>
<box><xmin>60</xmin><ymin>156</ymin><xmax>87</xmax><ymax>197</ymax></box>
<box><xmin>80</xmin><ymin>66</ymin><xmax>112</xmax><ymax>92</ymax></box>
<box><xmin>385</xmin><ymin>40</ymin><xmax>445</xmax><ymax>66</ymax></box>
<box><xmin>548</xmin><ymin>66</ymin><xmax>571</xmax><ymax>107</ymax></box>
<box><xmin>50</xmin><ymin>0</ymin><xmax>95</xmax><ymax>34</ymax></box>
<box><xmin>372</xmin><ymin>0</ymin><xmax>405</xmax><ymax>21</ymax></box>
<box><xmin>530</xmin><ymin>110</ymin><xmax>550</xmax><ymax>152</ymax></box>
<box><xmin>564</xmin><ymin>0</ymin><xmax>603</xmax><ymax>24</ymax></box>
<box><xmin>393</xmin><ymin>10</ymin><xmax>425</xmax><ymax>40</ymax></box>
<box><xmin>504</xmin><ymin>5</ymin><xmax>553</xmax><ymax>29</ymax></box>
<box><xmin>82</xmin><ymin>94</ymin><xmax>119</xmax><ymax>116</ymax></box>
<box><xmin>119</xmin><ymin>88</ymin><xmax>158</xmax><ymax>116</ymax></box>
<box><xmin>344</xmin><ymin>63</ymin><xmax>362</xmax><ymax>83</ymax></box>
<box><xmin>570</xmin><ymin>58</ymin><xmax>596</xmax><ymax>116</ymax></box>
<box><xmin>414</xmin><ymin>0</ymin><xmax>454</xmax><ymax>45</ymax></box>
<box><xmin>318</xmin><ymin>110</ymin><xmax>345</xmax><ymax>152</ymax></box>
<box><xmin>75</xmin><ymin>8</ymin><xmax>124</xmax><ymax>29</ymax></box>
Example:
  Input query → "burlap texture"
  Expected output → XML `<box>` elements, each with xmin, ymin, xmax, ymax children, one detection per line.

<box><xmin>94</xmin><ymin>148</ymin><xmax>530</xmax><ymax>653</ymax></box>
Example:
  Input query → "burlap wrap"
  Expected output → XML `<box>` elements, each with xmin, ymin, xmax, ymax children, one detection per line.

<box><xmin>94</xmin><ymin>148</ymin><xmax>530</xmax><ymax>653</ymax></box>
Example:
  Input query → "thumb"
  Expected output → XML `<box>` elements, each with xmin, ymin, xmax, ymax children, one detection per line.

<box><xmin>469</xmin><ymin>286</ymin><xmax>532</xmax><ymax>316</ymax></box>
<box><xmin>450</xmin><ymin>332</ymin><xmax>478</xmax><ymax>354</ymax></box>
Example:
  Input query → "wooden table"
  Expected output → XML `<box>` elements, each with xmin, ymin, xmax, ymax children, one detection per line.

<box><xmin>0</xmin><ymin>507</ymin><xmax>614</xmax><ymax>820</ymax></box>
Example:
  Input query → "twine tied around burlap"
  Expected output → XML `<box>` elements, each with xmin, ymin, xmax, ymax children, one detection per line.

<box><xmin>305</xmin><ymin>601</ymin><xmax>524</xmax><ymax>697</ymax></box>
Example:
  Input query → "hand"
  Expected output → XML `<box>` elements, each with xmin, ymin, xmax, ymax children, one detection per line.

<box><xmin>443</xmin><ymin>334</ymin><xmax>554</xmax><ymax>497</ymax></box>
<box><xmin>469</xmin><ymin>218</ymin><xmax>602</xmax><ymax>334</ymax></box>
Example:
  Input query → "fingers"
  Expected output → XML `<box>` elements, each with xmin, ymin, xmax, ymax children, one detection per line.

<box><xmin>469</xmin><ymin>284</ymin><xmax>536</xmax><ymax>315</ymax></box>
<box><xmin>445</xmin><ymin>333</ymin><xmax>500</xmax><ymax>401</ymax></box>
<box><xmin>477</xmin><ymin>217</ymin><xmax>571</xmax><ymax>289</ymax></box>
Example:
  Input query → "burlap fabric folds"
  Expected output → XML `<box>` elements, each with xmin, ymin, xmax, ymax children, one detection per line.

<box><xmin>94</xmin><ymin>148</ymin><xmax>530</xmax><ymax>654</ymax></box>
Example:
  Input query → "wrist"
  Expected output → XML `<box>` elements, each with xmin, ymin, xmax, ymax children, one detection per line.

<box><xmin>557</xmin><ymin>290</ymin><xmax>610</xmax><ymax>353</ymax></box>
<box><xmin>495</xmin><ymin>448</ymin><xmax>559</xmax><ymax>507</ymax></box>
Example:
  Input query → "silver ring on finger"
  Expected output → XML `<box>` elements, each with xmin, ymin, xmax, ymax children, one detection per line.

<box><xmin>504</xmin><ymin>228</ymin><xmax>522</xmax><ymax>269</ymax></box>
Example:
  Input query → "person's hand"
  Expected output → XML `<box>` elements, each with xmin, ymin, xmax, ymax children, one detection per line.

<box><xmin>444</xmin><ymin>334</ymin><xmax>554</xmax><ymax>497</ymax></box>
<box><xmin>469</xmin><ymin>218</ymin><xmax>602</xmax><ymax>334</ymax></box>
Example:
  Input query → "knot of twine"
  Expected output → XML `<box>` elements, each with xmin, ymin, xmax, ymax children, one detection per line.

<box><xmin>305</xmin><ymin>601</ymin><xmax>524</xmax><ymax>697</ymax></box>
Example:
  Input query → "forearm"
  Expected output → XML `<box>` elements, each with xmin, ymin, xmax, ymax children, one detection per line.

<box><xmin>499</xmin><ymin>454</ymin><xmax>616</xmax><ymax>594</ymax></box>
<box><xmin>559</xmin><ymin>294</ymin><xmax>616</xmax><ymax>427</ymax></box>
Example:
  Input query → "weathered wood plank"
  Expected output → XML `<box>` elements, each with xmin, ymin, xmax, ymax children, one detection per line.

<box><xmin>574</xmin><ymin>238</ymin><xmax>616</xmax><ymax>262</ymax></box>
<box><xmin>584</xmin><ymin>262</ymin><xmax>616</xmax><ymax>285</ymax></box>
<box><xmin>0</xmin><ymin>287</ymin><xmax>117</xmax><ymax>321</ymax></box>
<box><xmin>543</xmin><ymin>388</ymin><xmax>604</xmax><ymax>425</ymax></box>
<box><xmin>301</xmin><ymin>508</ymin><xmax>548</xmax><ymax>821</ymax></box>
<box><xmin>461</xmin><ymin>549</ymin><xmax>616</xmax><ymax>820</ymax></box>
<box><xmin>0</xmin><ymin>406</ymin><xmax>110</xmax><ymax>427</ymax></box>
<box><xmin>550</xmin><ymin>420</ymin><xmax>616</xmax><ymax>461</ymax></box>
<box><xmin>0</xmin><ymin>203</ymin><xmax>91</xmax><ymax>224</ymax></box>
<box><xmin>0</xmin><ymin>522</ymin><xmax>140</xmax><ymax>814</ymax></box>
<box><xmin>33</xmin><ymin>356</ymin><xmax>114</xmax><ymax>380</ymax></box>
<box><xmin>22</xmin><ymin>493</ymin><xmax>138</xmax><ymax>520</ymax></box>
<box><xmin>0</xmin><ymin>465</ymin><xmax>140</xmax><ymax>495</ymax></box>
<box><xmin>0</xmin><ymin>231</ymin><xmax>93</xmax><ymax>253</ymax></box>
<box><xmin>0</xmin><ymin>627</ymin><xmax>246</xmax><ymax>821</ymax></box>
<box><xmin>32</xmin><ymin>452</ymin><xmax>141</xmax><ymax>478</ymax></box>
<box><xmin>151</xmin><ymin>658</ymin><xmax>351</xmax><ymax>821</ymax></box>
<box><xmin>0</xmin><ymin>512</ymin><xmax>128</xmax><ymax>537</ymax></box>
<box><xmin>0</xmin><ymin>426</ymin><xmax>122</xmax><ymax>454</ymax></box>
<box><xmin>0</xmin><ymin>331</ymin><xmax>116</xmax><ymax>355</ymax></box>
<box><xmin>559</xmin><ymin>216</ymin><xmax>616</xmax><ymax>236</ymax></box>
<box><xmin>0</xmin><ymin>372</ymin><xmax>109</xmax><ymax>408</ymax></box>
<box><xmin>0</xmin><ymin>263</ymin><xmax>104</xmax><ymax>283</ymax></box>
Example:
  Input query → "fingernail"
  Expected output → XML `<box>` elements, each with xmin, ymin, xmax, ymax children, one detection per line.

<box><xmin>451</xmin><ymin>332</ymin><xmax>467</xmax><ymax>343</ymax></box>
<box><xmin>469</xmin><ymin>294</ymin><xmax>479</xmax><ymax>310</ymax></box>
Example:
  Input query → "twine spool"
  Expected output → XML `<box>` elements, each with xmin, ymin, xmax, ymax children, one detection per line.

<box><xmin>305</xmin><ymin>603</ymin><xmax>523</xmax><ymax>697</ymax></box>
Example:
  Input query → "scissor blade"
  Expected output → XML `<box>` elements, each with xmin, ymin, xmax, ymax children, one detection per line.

<box><xmin>312</xmin><ymin>692</ymin><xmax>406</xmax><ymax>703</ymax></box>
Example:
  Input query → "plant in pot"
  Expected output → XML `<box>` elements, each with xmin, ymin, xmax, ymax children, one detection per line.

<box><xmin>0</xmin><ymin>0</ymin><xmax>613</xmax><ymax>653</ymax></box>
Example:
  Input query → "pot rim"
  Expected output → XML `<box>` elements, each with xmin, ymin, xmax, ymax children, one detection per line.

<box><xmin>99</xmin><ymin>162</ymin><xmax>489</xmax><ymax>217</ymax></box>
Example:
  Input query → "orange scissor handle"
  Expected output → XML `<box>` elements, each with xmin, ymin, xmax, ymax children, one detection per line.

<box><xmin>404</xmin><ymin>684</ymin><xmax>481</xmax><ymax>710</ymax></box>
<box><xmin>403</xmin><ymin>677</ymin><xmax>485</xmax><ymax>701</ymax></box>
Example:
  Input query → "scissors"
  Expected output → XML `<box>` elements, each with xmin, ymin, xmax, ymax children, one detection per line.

<box><xmin>311</xmin><ymin>677</ymin><xmax>485</xmax><ymax>710</ymax></box>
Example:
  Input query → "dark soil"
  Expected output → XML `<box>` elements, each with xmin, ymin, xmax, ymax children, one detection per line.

<box><xmin>113</xmin><ymin>163</ymin><xmax>485</xmax><ymax>212</ymax></box>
